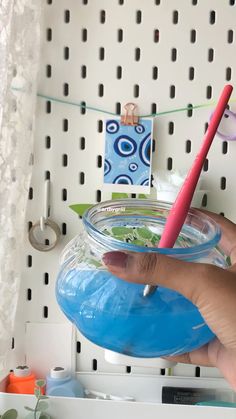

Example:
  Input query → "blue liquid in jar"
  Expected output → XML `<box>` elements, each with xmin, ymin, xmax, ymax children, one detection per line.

<box><xmin>56</xmin><ymin>267</ymin><xmax>214</xmax><ymax>358</ymax></box>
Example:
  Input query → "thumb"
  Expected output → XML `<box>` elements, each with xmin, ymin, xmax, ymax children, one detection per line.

<box><xmin>102</xmin><ymin>251</ymin><xmax>219</xmax><ymax>306</ymax></box>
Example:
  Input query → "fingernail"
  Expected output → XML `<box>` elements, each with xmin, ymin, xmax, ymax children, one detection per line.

<box><xmin>102</xmin><ymin>251</ymin><xmax>128</xmax><ymax>269</ymax></box>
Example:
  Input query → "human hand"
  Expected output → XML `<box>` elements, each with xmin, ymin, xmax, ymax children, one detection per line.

<box><xmin>102</xmin><ymin>211</ymin><xmax>236</xmax><ymax>391</ymax></box>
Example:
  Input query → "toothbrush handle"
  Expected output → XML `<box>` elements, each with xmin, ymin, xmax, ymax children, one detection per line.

<box><xmin>144</xmin><ymin>85</ymin><xmax>233</xmax><ymax>297</ymax></box>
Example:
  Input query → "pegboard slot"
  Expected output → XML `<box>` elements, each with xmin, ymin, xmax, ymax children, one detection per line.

<box><xmin>99</xmin><ymin>47</ymin><xmax>105</xmax><ymax>61</ymax></box>
<box><xmin>76</xmin><ymin>341</ymin><xmax>81</xmax><ymax>353</ymax></box>
<box><xmin>62</xmin><ymin>154</ymin><xmax>68</xmax><ymax>167</ymax></box>
<box><xmin>98</xmin><ymin>84</ymin><xmax>104</xmax><ymax>97</ymax></box>
<box><xmin>168</xmin><ymin>121</ymin><xmax>174</xmax><ymax>135</ymax></box>
<box><xmin>100</xmin><ymin>10</ymin><xmax>106</xmax><ymax>24</ymax></box>
<box><xmin>80</xmin><ymin>137</ymin><xmax>86</xmax><ymax>150</ymax></box>
<box><xmin>152</xmin><ymin>66</ymin><xmax>158</xmax><ymax>79</ymax></box>
<box><xmin>45</xmin><ymin>170</ymin><xmax>50</xmax><ymax>180</ymax></box>
<box><xmin>81</xmin><ymin>65</ymin><xmax>87</xmax><ymax>78</ymax></box>
<box><xmin>189</xmin><ymin>66</ymin><xmax>195</xmax><ymax>80</ymax></box>
<box><xmin>64</xmin><ymin>9</ymin><xmax>70</xmax><ymax>24</ymax></box>
<box><xmin>80</xmin><ymin>101</ymin><xmax>86</xmax><ymax>115</ymax></box>
<box><xmin>126</xmin><ymin>366</ymin><xmax>131</xmax><ymax>374</ymax></box>
<box><xmin>92</xmin><ymin>359</ymin><xmax>97</xmax><ymax>371</ymax></box>
<box><xmin>226</xmin><ymin>66</ymin><xmax>232</xmax><ymax>80</ymax></box>
<box><xmin>64</xmin><ymin>46</ymin><xmax>70</xmax><ymax>60</ymax></box>
<box><xmin>63</xmin><ymin>83</ymin><xmax>69</xmax><ymax>96</ymax></box>
<box><xmin>97</xmin><ymin>155</ymin><xmax>102</xmax><ymax>168</ymax></box>
<box><xmin>27</xmin><ymin>289</ymin><xmax>32</xmax><ymax>301</ymax></box>
<box><xmin>154</xmin><ymin>29</ymin><xmax>160</xmax><ymax>42</ymax></box>
<box><xmin>136</xmin><ymin>10</ymin><xmax>142</xmax><ymax>24</ymax></box>
<box><xmin>185</xmin><ymin>140</ymin><xmax>191</xmax><ymax>153</ymax></box>
<box><xmin>152</xmin><ymin>139</ymin><xmax>156</xmax><ymax>153</ymax></box>
<box><xmin>62</xmin><ymin>223</ymin><xmax>67</xmax><ymax>235</ymax></box>
<box><xmin>222</xmin><ymin>141</ymin><xmax>228</xmax><ymax>154</ymax></box>
<box><xmin>97</xmin><ymin>120</ymin><xmax>103</xmax><ymax>133</ymax></box>
<box><xmin>28</xmin><ymin>187</ymin><xmax>33</xmax><ymax>200</ymax></box>
<box><xmin>171</xmin><ymin>48</ymin><xmax>177</xmax><ymax>62</ymax></box>
<box><xmin>96</xmin><ymin>190</ymin><xmax>102</xmax><ymax>202</ymax></box>
<box><xmin>195</xmin><ymin>366</ymin><xmax>201</xmax><ymax>377</ymax></box>
<box><xmin>46</xmin><ymin>64</ymin><xmax>52</xmax><ymax>78</ymax></box>
<box><xmin>208</xmin><ymin>48</ymin><xmax>214</xmax><ymax>62</ymax></box>
<box><xmin>62</xmin><ymin>188</ymin><xmax>68</xmax><ymax>201</ymax></box>
<box><xmin>190</xmin><ymin>29</ymin><xmax>196</xmax><ymax>43</ymax></box>
<box><xmin>134</xmin><ymin>84</ymin><xmax>140</xmax><ymax>97</ymax></box>
<box><xmin>221</xmin><ymin>176</ymin><xmax>226</xmax><ymax>190</ymax></box>
<box><xmin>172</xmin><ymin>10</ymin><xmax>179</xmax><ymax>24</ymax></box>
<box><xmin>27</xmin><ymin>255</ymin><xmax>32</xmax><ymax>268</ymax></box>
<box><xmin>135</xmin><ymin>47</ymin><xmax>141</xmax><ymax>61</ymax></box>
<box><xmin>117</xmin><ymin>29</ymin><xmax>123</xmax><ymax>42</ymax></box>
<box><xmin>151</xmin><ymin>103</ymin><xmax>157</xmax><ymax>114</ymax></box>
<box><xmin>116</xmin><ymin>66</ymin><xmax>122</xmax><ymax>79</ymax></box>
<box><xmin>44</xmin><ymin>273</ymin><xmax>49</xmax><ymax>285</ymax></box>
<box><xmin>63</xmin><ymin>119</ymin><xmax>69</xmax><ymax>132</ymax></box>
<box><xmin>203</xmin><ymin>158</ymin><xmax>209</xmax><ymax>172</ymax></box>
<box><xmin>82</xmin><ymin>28</ymin><xmax>88</xmax><ymax>42</ymax></box>
<box><xmin>187</xmin><ymin>103</ymin><xmax>193</xmax><ymax>117</ymax></box>
<box><xmin>170</xmin><ymin>85</ymin><xmax>175</xmax><ymax>98</ymax></box>
<box><xmin>206</xmin><ymin>85</ymin><xmax>212</xmax><ymax>99</ymax></box>
<box><xmin>116</xmin><ymin>102</ymin><xmax>121</xmax><ymax>114</ymax></box>
<box><xmin>46</xmin><ymin>101</ymin><xmax>51</xmax><ymax>113</ymax></box>
<box><xmin>227</xmin><ymin>29</ymin><xmax>234</xmax><ymax>43</ymax></box>
<box><xmin>209</xmin><ymin>10</ymin><xmax>216</xmax><ymax>25</ymax></box>
<box><xmin>43</xmin><ymin>306</ymin><xmax>48</xmax><ymax>318</ymax></box>
<box><xmin>79</xmin><ymin>172</ymin><xmax>85</xmax><ymax>185</ymax></box>
<box><xmin>46</xmin><ymin>28</ymin><xmax>52</xmax><ymax>42</ymax></box>
<box><xmin>202</xmin><ymin>193</ymin><xmax>208</xmax><ymax>207</ymax></box>
<box><xmin>167</xmin><ymin>157</ymin><xmax>173</xmax><ymax>170</ymax></box>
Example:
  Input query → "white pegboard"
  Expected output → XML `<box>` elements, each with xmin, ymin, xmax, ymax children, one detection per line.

<box><xmin>7</xmin><ymin>0</ymin><xmax>236</xmax><ymax>414</ymax></box>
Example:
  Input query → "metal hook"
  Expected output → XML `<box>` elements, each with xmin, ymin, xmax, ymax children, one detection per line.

<box><xmin>40</xmin><ymin>179</ymin><xmax>50</xmax><ymax>231</ymax></box>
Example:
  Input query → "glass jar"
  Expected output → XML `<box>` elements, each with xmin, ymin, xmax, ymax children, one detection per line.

<box><xmin>56</xmin><ymin>199</ymin><xmax>227</xmax><ymax>358</ymax></box>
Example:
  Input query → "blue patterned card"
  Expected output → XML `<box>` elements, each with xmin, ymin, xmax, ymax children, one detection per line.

<box><xmin>103</xmin><ymin>118</ymin><xmax>153</xmax><ymax>193</ymax></box>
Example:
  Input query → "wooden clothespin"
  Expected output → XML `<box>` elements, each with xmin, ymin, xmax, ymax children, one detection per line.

<box><xmin>121</xmin><ymin>103</ymin><xmax>139</xmax><ymax>126</ymax></box>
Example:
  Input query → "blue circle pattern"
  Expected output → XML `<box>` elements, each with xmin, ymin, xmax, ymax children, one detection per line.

<box><xmin>104</xmin><ymin>159</ymin><xmax>111</xmax><ymax>176</ymax></box>
<box><xmin>114</xmin><ymin>175</ymin><xmax>133</xmax><ymax>185</ymax></box>
<box><xmin>106</xmin><ymin>120</ymin><xmax>120</xmax><ymax>134</ymax></box>
<box><xmin>135</xmin><ymin>124</ymin><xmax>145</xmax><ymax>134</ymax></box>
<box><xmin>139</xmin><ymin>133</ymin><xmax>151</xmax><ymax>167</ymax></box>
<box><xmin>129</xmin><ymin>162</ymin><xmax>138</xmax><ymax>172</ymax></box>
<box><xmin>114</xmin><ymin>135</ymin><xmax>137</xmax><ymax>157</ymax></box>
<box><xmin>141</xmin><ymin>178</ymin><xmax>149</xmax><ymax>186</ymax></box>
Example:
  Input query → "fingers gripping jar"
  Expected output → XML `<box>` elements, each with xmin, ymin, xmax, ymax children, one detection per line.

<box><xmin>56</xmin><ymin>200</ymin><xmax>228</xmax><ymax>358</ymax></box>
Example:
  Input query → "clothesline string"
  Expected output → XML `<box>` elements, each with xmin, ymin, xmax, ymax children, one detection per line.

<box><xmin>37</xmin><ymin>92</ymin><xmax>236</xmax><ymax>118</ymax></box>
<box><xmin>12</xmin><ymin>87</ymin><xmax>236</xmax><ymax>118</ymax></box>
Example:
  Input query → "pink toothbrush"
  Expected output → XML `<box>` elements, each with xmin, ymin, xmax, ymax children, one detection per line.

<box><xmin>144</xmin><ymin>84</ymin><xmax>233</xmax><ymax>297</ymax></box>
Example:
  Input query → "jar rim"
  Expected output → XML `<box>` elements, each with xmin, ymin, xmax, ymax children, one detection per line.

<box><xmin>83</xmin><ymin>199</ymin><xmax>221</xmax><ymax>256</ymax></box>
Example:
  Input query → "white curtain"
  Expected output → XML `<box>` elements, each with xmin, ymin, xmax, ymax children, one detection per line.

<box><xmin>0</xmin><ymin>0</ymin><xmax>41</xmax><ymax>372</ymax></box>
